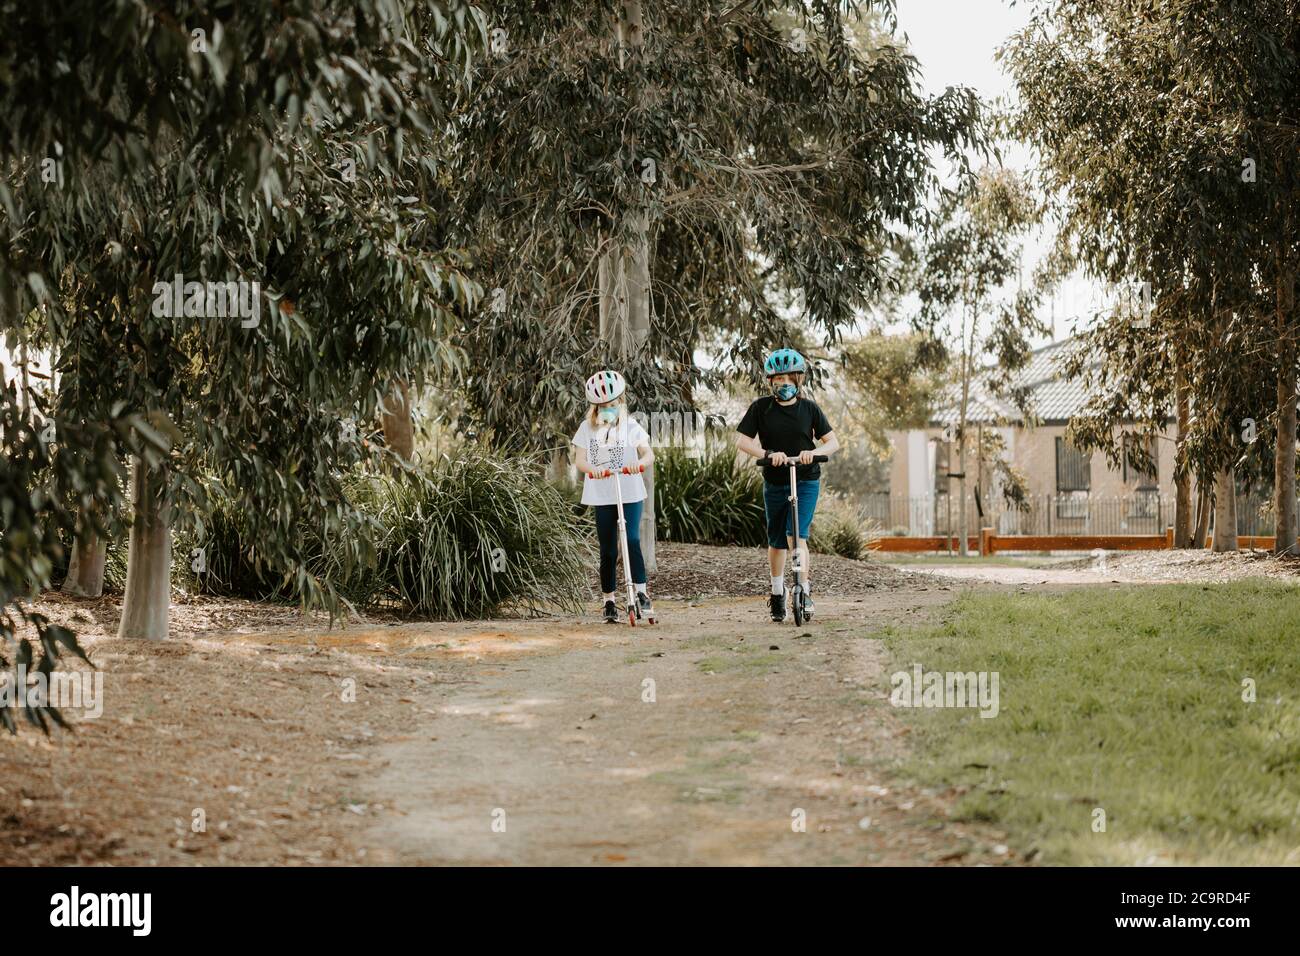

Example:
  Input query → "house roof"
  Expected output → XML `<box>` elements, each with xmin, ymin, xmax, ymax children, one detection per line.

<box><xmin>930</xmin><ymin>338</ymin><xmax>1096</xmax><ymax>427</ymax></box>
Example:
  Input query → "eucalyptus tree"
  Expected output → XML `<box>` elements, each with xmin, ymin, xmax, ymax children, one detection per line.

<box><xmin>911</xmin><ymin>166</ymin><xmax>1044</xmax><ymax>554</ymax></box>
<box><xmin>1004</xmin><ymin>0</ymin><xmax>1299</xmax><ymax>552</ymax></box>
<box><xmin>1</xmin><ymin>0</ymin><xmax>484</xmax><ymax>695</ymax></box>
<box><xmin>839</xmin><ymin>331</ymin><xmax>945</xmax><ymax>461</ymax></box>
<box><xmin>445</xmin><ymin>0</ymin><xmax>984</xmax><ymax>564</ymax></box>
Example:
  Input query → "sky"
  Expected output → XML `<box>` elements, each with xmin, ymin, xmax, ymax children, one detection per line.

<box><xmin>890</xmin><ymin>0</ymin><xmax>1107</xmax><ymax>349</ymax></box>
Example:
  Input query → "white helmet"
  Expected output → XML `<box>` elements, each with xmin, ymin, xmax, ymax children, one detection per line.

<box><xmin>585</xmin><ymin>369</ymin><xmax>626</xmax><ymax>404</ymax></box>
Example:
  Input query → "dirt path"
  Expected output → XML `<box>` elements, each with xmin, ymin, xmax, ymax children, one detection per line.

<box><xmin>3</xmin><ymin>578</ymin><xmax>1019</xmax><ymax>866</ymax></box>
<box><xmin>356</xmin><ymin>589</ymin><xmax>1014</xmax><ymax>866</ymax></box>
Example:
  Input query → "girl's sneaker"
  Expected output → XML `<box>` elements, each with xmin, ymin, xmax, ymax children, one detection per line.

<box><xmin>636</xmin><ymin>591</ymin><xmax>656</xmax><ymax>623</ymax></box>
<box><xmin>602</xmin><ymin>600</ymin><xmax>618</xmax><ymax>624</ymax></box>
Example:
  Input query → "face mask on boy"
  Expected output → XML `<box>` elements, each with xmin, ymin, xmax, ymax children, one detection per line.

<box><xmin>774</xmin><ymin>383</ymin><xmax>798</xmax><ymax>401</ymax></box>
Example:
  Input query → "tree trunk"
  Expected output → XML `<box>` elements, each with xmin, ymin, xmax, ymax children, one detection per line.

<box><xmin>62</xmin><ymin>524</ymin><xmax>107</xmax><ymax>598</ymax></box>
<box><xmin>545</xmin><ymin>446</ymin><xmax>568</xmax><ymax>483</ymax></box>
<box><xmin>600</xmin><ymin>0</ymin><xmax>655</xmax><ymax>571</ymax></box>
<box><xmin>381</xmin><ymin>377</ymin><xmax>415</xmax><ymax>462</ymax></box>
<box><xmin>1173</xmin><ymin>363</ymin><xmax>1193</xmax><ymax>547</ymax></box>
<box><xmin>1213</xmin><ymin>466</ymin><xmax>1238</xmax><ymax>552</ymax></box>
<box><xmin>956</xmin><ymin>309</ymin><xmax>972</xmax><ymax>558</ymax></box>
<box><xmin>957</xmin><ymin>431</ymin><xmax>969</xmax><ymax>556</ymax></box>
<box><xmin>1272</xmin><ymin>184</ymin><xmax>1298</xmax><ymax>556</ymax></box>
<box><xmin>945</xmin><ymin>484</ymin><xmax>953</xmax><ymax>553</ymax></box>
<box><xmin>1275</xmin><ymin>366</ymin><xmax>1297</xmax><ymax>555</ymax></box>
<box><xmin>1274</xmin><ymin>248</ymin><xmax>1297</xmax><ymax>555</ymax></box>
<box><xmin>1192</xmin><ymin>485</ymin><xmax>1211</xmax><ymax>549</ymax></box>
<box><xmin>117</xmin><ymin>458</ymin><xmax>172</xmax><ymax>641</ymax></box>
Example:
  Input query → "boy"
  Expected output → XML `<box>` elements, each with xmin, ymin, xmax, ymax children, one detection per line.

<box><xmin>734</xmin><ymin>348</ymin><xmax>840</xmax><ymax>622</ymax></box>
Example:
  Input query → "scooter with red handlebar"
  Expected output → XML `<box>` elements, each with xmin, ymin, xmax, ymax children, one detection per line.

<box><xmin>589</xmin><ymin>463</ymin><xmax>656</xmax><ymax>626</ymax></box>
<box><xmin>755</xmin><ymin>454</ymin><xmax>829</xmax><ymax>625</ymax></box>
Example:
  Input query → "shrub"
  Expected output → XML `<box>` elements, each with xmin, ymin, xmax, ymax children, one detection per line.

<box><xmin>336</xmin><ymin>460</ymin><xmax>591</xmax><ymax>619</ymax></box>
<box><xmin>654</xmin><ymin>447</ymin><xmax>766</xmax><ymax>546</ymax></box>
<box><xmin>809</xmin><ymin>494</ymin><xmax>876</xmax><ymax>560</ymax></box>
<box><xmin>175</xmin><ymin>496</ymin><xmax>292</xmax><ymax>599</ymax></box>
<box><xmin>183</xmin><ymin>457</ymin><xmax>591</xmax><ymax>619</ymax></box>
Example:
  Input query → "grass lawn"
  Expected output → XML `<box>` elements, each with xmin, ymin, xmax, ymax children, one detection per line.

<box><xmin>876</xmin><ymin>581</ymin><xmax>1300</xmax><ymax>865</ymax></box>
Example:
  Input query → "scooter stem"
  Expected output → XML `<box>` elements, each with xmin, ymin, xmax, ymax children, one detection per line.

<box><xmin>611</xmin><ymin>466</ymin><xmax>637</xmax><ymax>612</ymax></box>
<box><xmin>789</xmin><ymin>461</ymin><xmax>803</xmax><ymax>577</ymax></box>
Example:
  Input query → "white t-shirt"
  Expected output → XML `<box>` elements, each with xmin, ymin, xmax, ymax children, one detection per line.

<box><xmin>572</xmin><ymin>417</ymin><xmax>649</xmax><ymax>506</ymax></box>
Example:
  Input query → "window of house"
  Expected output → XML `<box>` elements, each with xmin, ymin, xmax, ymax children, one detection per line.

<box><xmin>1055</xmin><ymin>438</ymin><xmax>1091</xmax><ymax>491</ymax></box>
<box><xmin>1055</xmin><ymin>438</ymin><xmax>1091</xmax><ymax>518</ymax></box>
<box><xmin>934</xmin><ymin>439</ymin><xmax>950</xmax><ymax>497</ymax></box>
<box><xmin>1121</xmin><ymin>434</ymin><xmax>1159</xmax><ymax>520</ymax></box>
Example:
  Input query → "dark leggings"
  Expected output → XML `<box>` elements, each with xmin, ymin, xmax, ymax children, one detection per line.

<box><xmin>594</xmin><ymin>500</ymin><xmax>646</xmax><ymax>594</ymax></box>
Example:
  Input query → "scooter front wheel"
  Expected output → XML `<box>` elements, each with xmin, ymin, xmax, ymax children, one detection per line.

<box><xmin>628</xmin><ymin>607</ymin><xmax>637</xmax><ymax>627</ymax></box>
<box><xmin>792</xmin><ymin>590</ymin><xmax>806</xmax><ymax>626</ymax></box>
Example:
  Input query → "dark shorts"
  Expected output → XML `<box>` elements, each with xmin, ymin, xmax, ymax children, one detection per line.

<box><xmin>763</xmin><ymin>480</ymin><xmax>820</xmax><ymax>549</ymax></box>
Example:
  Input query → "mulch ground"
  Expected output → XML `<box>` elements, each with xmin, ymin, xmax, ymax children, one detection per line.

<box><xmin>650</xmin><ymin>543</ymin><xmax>929</xmax><ymax>599</ymax></box>
<box><xmin>2</xmin><ymin>600</ymin><xmax>436</xmax><ymax>865</ymax></box>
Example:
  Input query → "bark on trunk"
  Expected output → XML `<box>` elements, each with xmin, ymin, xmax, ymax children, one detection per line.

<box><xmin>1192</xmin><ymin>485</ymin><xmax>1211</xmax><ymax>549</ymax></box>
<box><xmin>957</xmin><ymin>432</ymin><xmax>969</xmax><ymax>556</ymax></box>
<box><xmin>62</xmin><ymin>525</ymin><xmax>107</xmax><ymax>598</ymax></box>
<box><xmin>600</xmin><ymin>0</ymin><xmax>655</xmax><ymax>571</ymax></box>
<box><xmin>956</xmin><ymin>316</ymin><xmax>971</xmax><ymax>557</ymax></box>
<box><xmin>1174</xmin><ymin>364</ymin><xmax>1193</xmax><ymax>548</ymax></box>
<box><xmin>1273</xmin><ymin>192</ymin><xmax>1298</xmax><ymax>555</ymax></box>
<box><xmin>381</xmin><ymin>377</ymin><xmax>415</xmax><ymax>462</ymax></box>
<box><xmin>640</xmin><ymin>462</ymin><xmax>656</xmax><ymax>570</ymax></box>
<box><xmin>1275</xmin><ymin>365</ymin><xmax>1297</xmax><ymax>555</ymax></box>
<box><xmin>1212</xmin><ymin>466</ymin><xmax>1238</xmax><ymax>552</ymax></box>
<box><xmin>117</xmin><ymin>458</ymin><xmax>172</xmax><ymax>641</ymax></box>
<box><xmin>545</xmin><ymin>447</ymin><xmax>568</xmax><ymax>483</ymax></box>
<box><xmin>597</xmin><ymin>239</ymin><xmax>651</xmax><ymax>356</ymax></box>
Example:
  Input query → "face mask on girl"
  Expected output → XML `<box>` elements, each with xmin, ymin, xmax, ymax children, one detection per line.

<box><xmin>598</xmin><ymin>405</ymin><xmax>620</xmax><ymax>423</ymax></box>
<box><xmin>774</xmin><ymin>382</ymin><xmax>798</xmax><ymax>401</ymax></box>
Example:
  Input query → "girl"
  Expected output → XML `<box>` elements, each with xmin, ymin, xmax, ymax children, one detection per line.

<box><xmin>572</xmin><ymin>370</ymin><xmax>656</xmax><ymax>623</ymax></box>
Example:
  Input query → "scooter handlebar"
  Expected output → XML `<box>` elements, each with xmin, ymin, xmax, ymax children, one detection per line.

<box><xmin>755</xmin><ymin>455</ymin><xmax>829</xmax><ymax>466</ymax></box>
<box><xmin>588</xmin><ymin>465</ymin><xmax>645</xmax><ymax>478</ymax></box>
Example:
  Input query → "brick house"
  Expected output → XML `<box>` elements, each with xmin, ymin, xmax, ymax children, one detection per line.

<box><xmin>884</xmin><ymin>338</ymin><xmax>1189</xmax><ymax>536</ymax></box>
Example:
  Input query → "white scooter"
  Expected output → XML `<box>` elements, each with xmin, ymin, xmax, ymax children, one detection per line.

<box><xmin>593</xmin><ymin>464</ymin><xmax>656</xmax><ymax>627</ymax></box>
<box><xmin>757</xmin><ymin>454</ymin><xmax>828</xmax><ymax>626</ymax></box>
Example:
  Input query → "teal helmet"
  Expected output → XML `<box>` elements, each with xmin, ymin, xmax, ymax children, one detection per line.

<box><xmin>763</xmin><ymin>348</ymin><xmax>806</xmax><ymax>376</ymax></box>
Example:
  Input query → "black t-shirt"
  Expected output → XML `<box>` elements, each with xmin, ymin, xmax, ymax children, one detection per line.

<box><xmin>736</xmin><ymin>396</ymin><xmax>834</xmax><ymax>485</ymax></box>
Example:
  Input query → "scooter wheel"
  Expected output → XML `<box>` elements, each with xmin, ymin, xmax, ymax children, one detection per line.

<box><xmin>628</xmin><ymin>608</ymin><xmax>637</xmax><ymax>627</ymax></box>
<box><xmin>792</xmin><ymin>593</ymin><xmax>805</xmax><ymax>626</ymax></box>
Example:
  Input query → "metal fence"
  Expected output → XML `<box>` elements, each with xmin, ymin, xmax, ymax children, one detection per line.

<box><xmin>861</xmin><ymin>493</ymin><xmax>1287</xmax><ymax>538</ymax></box>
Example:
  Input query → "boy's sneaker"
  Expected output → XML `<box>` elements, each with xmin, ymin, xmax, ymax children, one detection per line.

<box><xmin>636</xmin><ymin>591</ymin><xmax>653</xmax><ymax>613</ymax></box>
<box><xmin>602</xmin><ymin>600</ymin><xmax>618</xmax><ymax>624</ymax></box>
<box><xmin>768</xmin><ymin>592</ymin><xmax>786</xmax><ymax>622</ymax></box>
<box><xmin>803</xmin><ymin>592</ymin><xmax>814</xmax><ymax>619</ymax></box>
